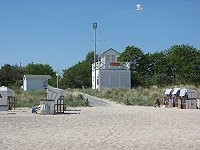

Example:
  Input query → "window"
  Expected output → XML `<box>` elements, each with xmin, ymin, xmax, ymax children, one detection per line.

<box><xmin>106</xmin><ymin>55</ymin><xmax>110</xmax><ymax>61</ymax></box>
<box><xmin>111</xmin><ymin>55</ymin><xmax>115</xmax><ymax>62</ymax></box>
<box><xmin>43</xmin><ymin>80</ymin><xmax>48</xmax><ymax>87</ymax></box>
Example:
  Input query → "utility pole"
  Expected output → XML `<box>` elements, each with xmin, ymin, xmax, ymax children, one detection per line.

<box><xmin>93</xmin><ymin>22</ymin><xmax>97</xmax><ymax>89</ymax></box>
<box><xmin>56</xmin><ymin>73</ymin><xmax>59</xmax><ymax>88</ymax></box>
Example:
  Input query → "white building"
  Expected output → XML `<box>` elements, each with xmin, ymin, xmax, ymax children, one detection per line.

<box><xmin>92</xmin><ymin>48</ymin><xmax>131</xmax><ymax>89</ymax></box>
<box><xmin>0</xmin><ymin>86</ymin><xmax>15</xmax><ymax>111</ymax></box>
<box><xmin>23</xmin><ymin>75</ymin><xmax>51</xmax><ymax>91</ymax></box>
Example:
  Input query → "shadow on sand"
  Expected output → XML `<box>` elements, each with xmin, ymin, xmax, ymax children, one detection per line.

<box><xmin>55</xmin><ymin>109</ymin><xmax>82</xmax><ymax>115</ymax></box>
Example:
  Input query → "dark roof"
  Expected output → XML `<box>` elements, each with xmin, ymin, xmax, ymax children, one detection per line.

<box><xmin>100</xmin><ymin>48</ymin><xmax>120</xmax><ymax>55</ymax></box>
<box><xmin>24</xmin><ymin>75</ymin><xmax>52</xmax><ymax>79</ymax></box>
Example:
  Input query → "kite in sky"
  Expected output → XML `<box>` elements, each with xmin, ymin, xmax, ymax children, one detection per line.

<box><xmin>136</xmin><ymin>4</ymin><xmax>143</xmax><ymax>11</ymax></box>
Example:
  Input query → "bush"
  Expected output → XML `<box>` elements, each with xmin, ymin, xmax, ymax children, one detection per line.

<box><xmin>15</xmin><ymin>89</ymin><xmax>90</xmax><ymax>108</ymax></box>
<box><xmin>15</xmin><ymin>90</ymin><xmax>46</xmax><ymax>108</ymax></box>
<box><xmin>65</xmin><ymin>92</ymin><xmax>90</xmax><ymax>107</ymax></box>
<box><xmin>79</xmin><ymin>85</ymin><xmax>200</xmax><ymax>106</ymax></box>
<box><xmin>79</xmin><ymin>86</ymin><xmax>166</xmax><ymax>106</ymax></box>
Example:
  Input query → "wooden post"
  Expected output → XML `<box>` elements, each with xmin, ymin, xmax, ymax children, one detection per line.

<box><xmin>125</xmin><ymin>98</ymin><xmax>131</xmax><ymax>105</ymax></box>
<box><xmin>14</xmin><ymin>97</ymin><xmax>16</xmax><ymax>110</ymax></box>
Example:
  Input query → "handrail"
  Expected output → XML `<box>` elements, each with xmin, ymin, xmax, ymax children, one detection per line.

<box><xmin>92</xmin><ymin>61</ymin><xmax>130</xmax><ymax>70</ymax></box>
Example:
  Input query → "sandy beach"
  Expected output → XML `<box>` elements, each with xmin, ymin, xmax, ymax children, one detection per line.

<box><xmin>0</xmin><ymin>104</ymin><xmax>200</xmax><ymax>150</ymax></box>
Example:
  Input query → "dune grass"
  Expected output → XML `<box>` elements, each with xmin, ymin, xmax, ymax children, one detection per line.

<box><xmin>14</xmin><ymin>89</ymin><xmax>45</xmax><ymax>108</ymax></box>
<box><xmin>14</xmin><ymin>85</ymin><xmax>200</xmax><ymax>108</ymax></box>
<box><xmin>79</xmin><ymin>85</ymin><xmax>200</xmax><ymax>106</ymax></box>
<box><xmin>14</xmin><ymin>89</ymin><xmax>89</xmax><ymax>108</ymax></box>
<box><xmin>64</xmin><ymin>92</ymin><xmax>89</xmax><ymax>107</ymax></box>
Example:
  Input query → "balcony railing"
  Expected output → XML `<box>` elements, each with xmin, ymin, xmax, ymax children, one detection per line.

<box><xmin>92</xmin><ymin>61</ymin><xmax>130</xmax><ymax>70</ymax></box>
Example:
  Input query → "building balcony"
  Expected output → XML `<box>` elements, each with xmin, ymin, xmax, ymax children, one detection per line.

<box><xmin>92</xmin><ymin>61</ymin><xmax>130</xmax><ymax>71</ymax></box>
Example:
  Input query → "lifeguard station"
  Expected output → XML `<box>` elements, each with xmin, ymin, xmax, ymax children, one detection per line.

<box><xmin>92</xmin><ymin>48</ymin><xmax>131</xmax><ymax>90</ymax></box>
<box><xmin>40</xmin><ymin>85</ymin><xmax>66</xmax><ymax>114</ymax></box>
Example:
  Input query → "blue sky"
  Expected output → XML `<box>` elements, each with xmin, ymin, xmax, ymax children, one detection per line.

<box><xmin>0</xmin><ymin>0</ymin><xmax>200</xmax><ymax>72</ymax></box>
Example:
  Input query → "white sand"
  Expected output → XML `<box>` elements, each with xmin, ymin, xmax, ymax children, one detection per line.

<box><xmin>0</xmin><ymin>105</ymin><xmax>200</xmax><ymax>150</ymax></box>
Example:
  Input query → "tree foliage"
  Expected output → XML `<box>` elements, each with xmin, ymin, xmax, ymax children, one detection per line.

<box><xmin>0</xmin><ymin>44</ymin><xmax>199</xmax><ymax>89</ymax></box>
<box><xmin>25</xmin><ymin>63</ymin><xmax>57</xmax><ymax>86</ymax></box>
<box><xmin>0</xmin><ymin>64</ymin><xmax>25</xmax><ymax>87</ymax></box>
<box><xmin>85</xmin><ymin>51</ymin><xmax>95</xmax><ymax>63</ymax></box>
<box><xmin>25</xmin><ymin>63</ymin><xmax>55</xmax><ymax>76</ymax></box>
<box><xmin>118</xmin><ymin>44</ymin><xmax>200</xmax><ymax>87</ymax></box>
<box><xmin>164</xmin><ymin>44</ymin><xmax>200</xmax><ymax>85</ymax></box>
<box><xmin>119</xmin><ymin>46</ymin><xmax>144</xmax><ymax>62</ymax></box>
<box><xmin>0</xmin><ymin>63</ymin><xmax>57</xmax><ymax>87</ymax></box>
<box><xmin>60</xmin><ymin>51</ymin><xmax>93</xmax><ymax>89</ymax></box>
<box><xmin>118</xmin><ymin>46</ymin><xmax>144</xmax><ymax>87</ymax></box>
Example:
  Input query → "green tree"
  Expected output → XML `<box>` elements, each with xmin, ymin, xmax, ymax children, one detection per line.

<box><xmin>119</xmin><ymin>46</ymin><xmax>144</xmax><ymax>87</ymax></box>
<box><xmin>61</xmin><ymin>61</ymin><xmax>91</xmax><ymax>89</ymax></box>
<box><xmin>119</xmin><ymin>46</ymin><xmax>143</xmax><ymax>62</ymax></box>
<box><xmin>165</xmin><ymin>44</ymin><xmax>200</xmax><ymax>85</ymax></box>
<box><xmin>85</xmin><ymin>51</ymin><xmax>95</xmax><ymax>63</ymax></box>
<box><xmin>143</xmin><ymin>52</ymin><xmax>168</xmax><ymax>87</ymax></box>
<box><xmin>0</xmin><ymin>64</ymin><xmax>24</xmax><ymax>87</ymax></box>
<box><xmin>25</xmin><ymin>63</ymin><xmax>55</xmax><ymax>75</ymax></box>
<box><xmin>25</xmin><ymin>63</ymin><xmax>57</xmax><ymax>86</ymax></box>
<box><xmin>60</xmin><ymin>51</ymin><xmax>93</xmax><ymax>89</ymax></box>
